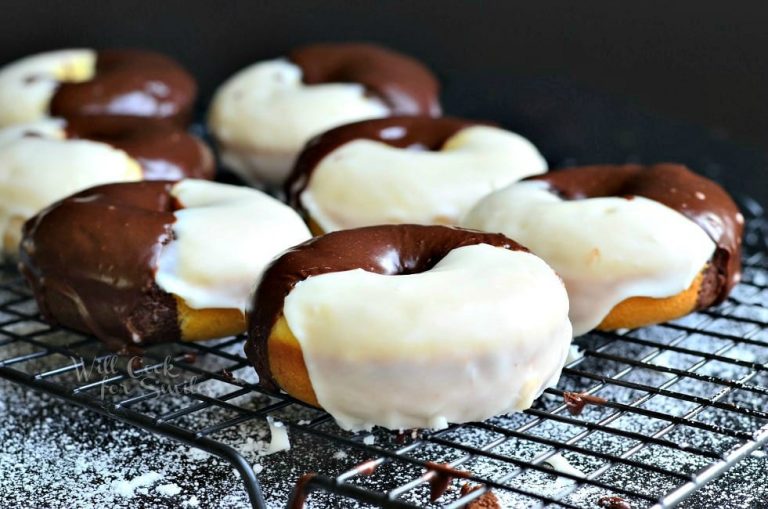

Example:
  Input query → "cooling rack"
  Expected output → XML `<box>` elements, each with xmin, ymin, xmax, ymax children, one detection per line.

<box><xmin>0</xmin><ymin>199</ymin><xmax>766</xmax><ymax>509</ymax></box>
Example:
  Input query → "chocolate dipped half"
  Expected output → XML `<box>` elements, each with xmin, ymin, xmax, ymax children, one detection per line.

<box><xmin>19</xmin><ymin>181</ymin><xmax>179</xmax><ymax>351</ymax></box>
<box><xmin>530</xmin><ymin>163</ymin><xmax>743</xmax><ymax>306</ymax></box>
<box><xmin>0</xmin><ymin>117</ymin><xmax>214</xmax><ymax>259</ymax></box>
<box><xmin>464</xmin><ymin>163</ymin><xmax>743</xmax><ymax>335</ymax></box>
<box><xmin>288</xmin><ymin>42</ymin><xmax>441</xmax><ymax>117</ymax></box>
<box><xmin>19</xmin><ymin>179</ymin><xmax>311</xmax><ymax>351</ymax></box>
<box><xmin>286</xmin><ymin>116</ymin><xmax>478</xmax><ymax>206</ymax></box>
<box><xmin>247</xmin><ymin>224</ymin><xmax>527</xmax><ymax>392</ymax></box>
<box><xmin>245</xmin><ymin>224</ymin><xmax>572</xmax><ymax>431</ymax></box>
<box><xmin>285</xmin><ymin>116</ymin><xmax>547</xmax><ymax>233</ymax></box>
<box><xmin>208</xmin><ymin>43</ymin><xmax>442</xmax><ymax>187</ymax></box>
<box><xmin>50</xmin><ymin>49</ymin><xmax>197</xmax><ymax>134</ymax></box>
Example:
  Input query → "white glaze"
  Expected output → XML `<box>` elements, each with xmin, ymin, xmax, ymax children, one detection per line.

<box><xmin>544</xmin><ymin>453</ymin><xmax>586</xmax><ymax>479</ymax></box>
<box><xmin>463</xmin><ymin>180</ymin><xmax>716</xmax><ymax>335</ymax></box>
<box><xmin>283</xmin><ymin>244</ymin><xmax>572</xmax><ymax>431</ymax></box>
<box><xmin>155</xmin><ymin>180</ymin><xmax>311</xmax><ymax>311</ymax></box>
<box><xmin>0</xmin><ymin>120</ymin><xmax>142</xmax><ymax>256</ymax></box>
<box><xmin>208</xmin><ymin>59</ymin><xmax>389</xmax><ymax>186</ymax></box>
<box><xmin>0</xmin><ymin>118</ymin><xmax>67</xmax><ymax>146</ymax></box>
<box><xmin>263</xmin><ymin>418</ymin><xmax>290</xmax><ymax>455</ymax></box>
<box><xmin>300</xmin><ymin>126</ymin><xmax>548</xmax><ymax>232</ymax></box>
<box><xmin>0</xmin><ymin>49</ymin><xmax>95</xmax><ymax>128</ymax></box>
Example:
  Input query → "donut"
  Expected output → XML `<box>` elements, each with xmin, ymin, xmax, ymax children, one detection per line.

<box><xmin>286</xmin><ymin>116</ymin><xmax>547</xmax><ymax>234</ymax></box>
<box><xmin>0</xmin><ymin>49</ymin><xmax>196</xmax><ymax>133</ymax></box>
<box><xmin>19</xmin><ymin>179</ymin><xmax>311</xmax><ymax>351</ymax></box>
<box><xmin>245</xmin><ymin>225</ymin><xmax>572</xmax><ymax>431</ymax></box>
<box><xmin>208</xmin><ymin>43</ymin><xmax>441</xmax><ymax>186</ymax></box>
<box><xmin>463</xmin><ymin>164</ymin><xmax>743</xmax><ymax>335</ymax></box>
<box><xmin>0</xmin><ymin>118</ymin><xmax>214</xmax><ymax>258</ymax></box>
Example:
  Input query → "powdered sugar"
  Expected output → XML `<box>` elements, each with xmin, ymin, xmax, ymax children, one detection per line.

<box><xmin>156</xmin><ymin>483</ymin><xmax>182</xmax><ymax>496</ymax></box>
<box><xmin>112</xmin><ymin>471</ymin><xmax>164</xmax><ymax>497</ymax></box>
<box><xmin>1</xmin><ymin>256</ymin><xmax>768</xmax><ymax>508</ymax></box>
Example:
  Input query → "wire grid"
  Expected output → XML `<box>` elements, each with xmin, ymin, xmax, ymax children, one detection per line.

<box><xmin>0</xmin><ymin>202</ymin><xmax>766</xmax><ymax>509</ymax></box>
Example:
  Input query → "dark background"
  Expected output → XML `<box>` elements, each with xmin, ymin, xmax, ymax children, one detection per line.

<box><xmin>3</xmin><ymin>0</ymin><xmax>768</xmax><ymax>204</ymax></box>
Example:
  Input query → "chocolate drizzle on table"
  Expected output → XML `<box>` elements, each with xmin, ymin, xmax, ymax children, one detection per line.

<box><xmin>289</xmin><ymin>43</ymin><xmax>441</xmax><ymax>117</ymax></box>
<box><xmin>460</xmin><ymin>484</ymin><xmax>502</xmax><ymax>509</ymax></box>
<box><xmin>50</xmin><ymin>49</ymin><xmax>196</xmax><ymax>134</ymax></box>
<box><xmin>597</xmin><ymin>495</ymin><xmax>632</xmax><ymax>509</ymax></box>
<box><xmin>354</xmin><ymin>459</ymin><xmax>380</xmax><ymax>476</ymax></box>
<box><xmin>286</xmin><ymin>472</ymin><xmax>317</xmax><ymax>509</ymax></box>
<box><xmin>245</xmin><ymin>224</ymin><xmax>527</xmax><ymax>392</ymax></box>
<box><xmin>18</xmin><ymin>181</ymin><xmax>181</xmax><ymax>350</ymax></box>
<box><xmin>531</xmin><ymin>164</ymin><xmax>743</xmax><ymax>307</ymax></box>
<box><xmin>285</xmin><ymin>116</ymin><xmax>483</xmax><ymax>209</ymax></box>
<box><xmin>563</xmin><ymin>391</ymin><xmax>608</xmax><ymax>416</ymax></box>
<box><xmin>64</xmin><ymin>117</ymin><xmax>214</xmax><ymax>180</ymax></box>
<box><xmin>424</xmin><ymin>462</ymin><xmax>472</xmax><ymax>502</ymax></box>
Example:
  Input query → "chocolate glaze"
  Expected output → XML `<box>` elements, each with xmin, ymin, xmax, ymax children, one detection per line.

<box><xmin>531</xmin><ymin>164</ymin><xmax>743</xmax><ymax>306</ymax></box>
<box><xmin>563</xmin><ymin>391</ymin><xmax>608</xmax><ymax>416</ymax></box>
<box><xmin>289</xmin><ymin>43</ymin><xmax>440</xmax><ymax>117</ymax></box>
<box><xmin>65</xmin><ymin>117</ymin><xmax>214</xmax><ymax>181</ymax></box>
<box><xmin>18</xmin><ymin>181</ymin><xmax>181</xmax><ymax>350</ymax></box>
<box><xmin>245</xmin><ymin>224</ymin><xmax>526</xmax><ymax>392</ymax></box>
<box><xmin>50</xmin><ymin>49</ymin><xmax>196</xmax><ymax>134</ymax></box>
<box><xmin>285</xmin><ymin>116</ymin><xmax>483</xmax><ymax>209</ymax></box>
<box><xmin>598</xmin><ymin>495</ymin><xmax>632</xmax><ymax>509</ymax></box>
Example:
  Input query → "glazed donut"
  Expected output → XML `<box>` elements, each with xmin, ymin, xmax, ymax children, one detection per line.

<box><xmin>286</xmin><ymin>116</ymin><xmax>547</xmax><ymax>234</ymax></box>
<box><xmin>0</xmin><ymin>118</ymin><xmax>214</xmax><ymax>258</ymax></box>
<box><xmin>208</xmin><ymin>43</ymin><xmax>441</xmax><ymax>186</ymax></box>
<box><xmin>245</xmin><ymin>225</ymin><xmax>572</xmax><ymax>431</ymax></box>
<box><xmin>19</xmin><ymin>179</ymin><xmax>311</xmax><ymax>351</ymax></box>
<box><xmin>463</xmin><ymin>164</ymin><xmax>743</xmax><ymax>335</ymax></box>
<box><xmin>0</xmin><ymin>49</ymin><xmax>196</xmax><ymax>133</ymax></box>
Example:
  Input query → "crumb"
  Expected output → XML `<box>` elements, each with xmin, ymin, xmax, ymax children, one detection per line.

<box><xmin>156</xmin><ymin>483</ymin><xmax>182</xmax><ymax>496</ymax></box>
<box><xmin>111</xmin><ymin>471</ymin><xmax>163</xmax><ymax>498</ymax></box>
<box><xmin>182</xmin><ymin>494</ymin><xmax>200</xmax><ymax>507</ymax></box>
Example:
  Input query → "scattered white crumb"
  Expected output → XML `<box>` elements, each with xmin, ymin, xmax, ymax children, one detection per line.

<box><xmin>111</xmin><ymin>471</ymin><xmax>163</xmax><ymax>497</ymax></box>
<box><xmin>263</xmin><ymin>417</ymin><xmax>290</xmax><ymax>455</ymax></box>
<box><xmin>241</xmin><ymin>436</ymin><xmax>266</xmax><ymax>454</ymax></box>
<box><xmin>752</xmin><ymin>450</ymin><xmax>767</xmax><ymax>458</ymax></box>
<box><xmin>156</xmin><ymin>483</ymin><xmax>182</xmax><ymax>496</ymax></box>
<box><xmin>185</xmin><ymin>447</ymin><xmax>209</xmax><ymax>461</ymax></box>
<box><xmin>252</xmin><ymin>463</ymin><xmax>264</xmax><ymax>474</ymax></box>
<box><xmin>363</xmin><ymin>435</ymin><xmax>375</xmax><ymax>445</ymax></box>
<box><xmin>333</xmin><ymin>451</ymin><xmax>348</xmax><ymax>460</ymax></box>
<box><xmin>297</xmin><ymin>420</ymin><xmax>311</xmax><ymax>425</ymax></box>
<box><xmin>182</xmin><ymin>494</ymin><xmax>200</xmax><ymax>507</ymax></box>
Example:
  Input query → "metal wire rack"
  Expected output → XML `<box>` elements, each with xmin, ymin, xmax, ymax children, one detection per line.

<box><xmin>0</xmin><ymin>198</ymin><xmax>766</xmax><ymax>509</ymax></box>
